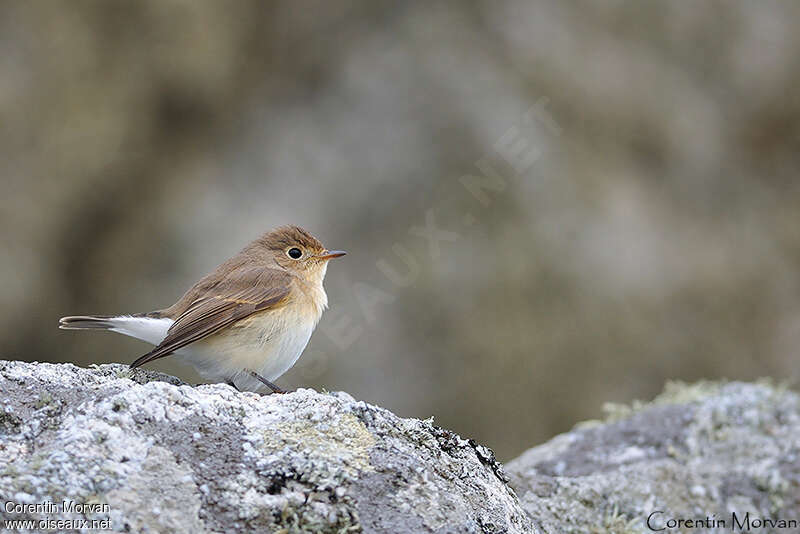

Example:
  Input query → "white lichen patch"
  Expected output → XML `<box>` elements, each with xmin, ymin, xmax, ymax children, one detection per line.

<box><xmin>240</xmin><ymin>389</ymin><xmax>376</xmax><ymax>479</ymax></box>
<box><xmin>106</xmin><ymin>446</ymin><xmax>204</xmax><ymax>532</ymax></box>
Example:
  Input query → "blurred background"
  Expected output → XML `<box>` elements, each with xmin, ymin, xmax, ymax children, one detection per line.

<box><xmin>2</xmin><ymin>1</ymin><xmax>799</xmax><ymax>461</ymax></box>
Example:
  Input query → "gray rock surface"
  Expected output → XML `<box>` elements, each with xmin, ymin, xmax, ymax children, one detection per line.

<box><xmin>5</xmin><ymin>361</ymin><xmax>798</xmax><ymax>534</ymax></box>
<box><xmin>507</xmin><ymin>381</ymin><xmax>800</xmax><ymax>534</ymax></box>
<box><xmin>0</xmin><ymin>360</ymin><xmax>532</xmax><ymax>533</ymax></box>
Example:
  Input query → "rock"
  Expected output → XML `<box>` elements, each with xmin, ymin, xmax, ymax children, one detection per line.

<box><xmin>507</xmin><ymin>381</ymin><xmax>800</xmax><ymax>534</ymax></box>
<box><xmin>0</xmin><ymin>360</ymin><xmax>532</xmax><ymax>533</ymax></box>
<box><xmin>7</xmin><ymin>361</ymin><xmax>796</xmax><ymax>534</ymax></box>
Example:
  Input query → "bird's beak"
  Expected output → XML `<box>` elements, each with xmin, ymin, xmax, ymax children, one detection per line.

<box><xmin>317</xmin><ymin>250</ymin><xmax>347</xmax><ymax>261</ymax></box>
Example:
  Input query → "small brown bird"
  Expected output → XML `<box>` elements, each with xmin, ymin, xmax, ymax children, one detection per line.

<box><xmin>59</xmin><ymin>225</ymin><xmax>345</xmax><ymax>393</ymax></box>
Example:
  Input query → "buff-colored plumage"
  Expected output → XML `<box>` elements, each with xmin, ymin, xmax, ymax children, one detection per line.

<box><xmin>59</xmin><ymin>226</ymin><xmax>345</xmax><ymax>392</ymax></box>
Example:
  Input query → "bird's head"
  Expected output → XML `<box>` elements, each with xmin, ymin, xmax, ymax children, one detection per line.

<box><xmin>259</xmin><ymin>225</ymin><xmax>346</xmax><ymax>282</ymax></box>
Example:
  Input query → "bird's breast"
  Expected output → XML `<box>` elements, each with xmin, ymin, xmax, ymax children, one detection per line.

<box><xmin>173</xmin><ymin>280</ymin><xmax>328</xmax><ymax>386</ymax></box>
<box><xmin>186</xmin><ymin>296</ymin><xmax>320</xmax><ymax>380</ymax></box>
<box><xmin>229</xmin><ymin>300</ymin><xmax>318</xmax><ymax>347</ymax></box>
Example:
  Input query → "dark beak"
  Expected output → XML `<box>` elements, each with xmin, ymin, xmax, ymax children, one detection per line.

<box><xmin>317</xmin><ymin>250</ymin><xmax>347</xmax><ymax>260</ymax></box>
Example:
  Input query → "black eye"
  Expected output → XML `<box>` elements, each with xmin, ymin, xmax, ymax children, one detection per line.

<box><xmin>287</xmin><ymin>247</ymin><xmax>303</xmax><ymax>259</ymax></box>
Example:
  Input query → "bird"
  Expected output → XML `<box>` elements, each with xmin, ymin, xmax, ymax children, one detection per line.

<box><xmin>59</xmin><ymin>225</ymin><xmax>346</xmax><ymax>393</ymax></box>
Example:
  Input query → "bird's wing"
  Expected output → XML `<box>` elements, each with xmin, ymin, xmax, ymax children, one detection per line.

<box><xmin>129</xmin><ymin>267</ymin><xmax>292</xmax><ymax>368</ymax></box>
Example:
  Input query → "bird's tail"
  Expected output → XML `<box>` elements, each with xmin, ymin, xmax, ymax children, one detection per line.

<box><xmin>58</xmin><ymin>315</ymin><xmax>114</xmax><ymax>330</ymax></box>
<box><xmin>58</xmin><ymin>315</ymin><xmax>115</xmax><ymax>330</ymax></box>
<box><xmin>59</xmin><ymin>313</ymin><xmax>171</xmax><ymax>346</ymax></box>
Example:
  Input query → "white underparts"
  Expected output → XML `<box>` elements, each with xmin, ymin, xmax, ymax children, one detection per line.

<box><xmin>105</xmin><ymin>307</ymin><xmax>320</xmax><ymax>392</ymax></box>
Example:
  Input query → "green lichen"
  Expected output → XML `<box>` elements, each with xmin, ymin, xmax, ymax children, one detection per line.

<box><xmin>652</xmin><ymin>380</ymin><xmax>724</xmax><ymax>406</ymax></box>
<box><xmin>0</xmin><ymin>410</ymin><xmax>22</xmax><ymax>431</ymax></box>
<box><xmin>271</xmin><ymin>499</ymin><xmax>362</xmax><ymax>534</ymax></box>
<box><xmin>262</xmin><ymin>413</ymin><xmax>376</xmax><ymax>476</ymax></box>
<box><xmin>34</xmin><ymin>392</ymin><xmax>53</xmax><ymax>409</ymax></box>
<box><xmin>589</xmin><ymin>505</ymin><xmax>644</xmax><ymax>534</ymax></box>
<box><xmin>601</xmin><ymin>380</ymin><xmax>728</xmax><ymax>423</ymax></box>
<box><xmin>114</xmin><ymin>369</ymin><xmax>132</xmax><ymax>380</ymax></box>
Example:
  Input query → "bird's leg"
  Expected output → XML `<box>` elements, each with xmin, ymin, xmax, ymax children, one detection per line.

<box><xmin>245</xmin><ymin>369</ymin><xmax>286</xmax><ymax>394</ymax></box>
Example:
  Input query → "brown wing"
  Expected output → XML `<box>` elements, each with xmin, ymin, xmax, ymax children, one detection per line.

<box><xmin>130</xmin><ymin>267</ymin><xmax>291</xmax><ymax>368</ymax></box>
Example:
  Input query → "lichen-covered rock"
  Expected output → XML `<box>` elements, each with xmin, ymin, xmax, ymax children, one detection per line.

<box><xmin>507</xmin><ymin>381</ymin><xmax>800</xmax><ymax>534</ymax></box>
<box><xmin>0</xmin><ymin>360</ymin><xmax>533</xmax><ymax>533</ymax></box>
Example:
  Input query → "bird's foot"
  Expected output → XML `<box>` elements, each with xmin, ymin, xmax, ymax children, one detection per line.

<box><xmin>245</xmin><ymin>369</ymin><xmax>288</xmax><ymax>394</ymax></box>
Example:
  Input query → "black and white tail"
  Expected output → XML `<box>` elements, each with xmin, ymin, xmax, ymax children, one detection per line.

<box><xmin>59</xmin><ymin>314</ymin><xmax>173</xmax><ymax>346</ymax></box>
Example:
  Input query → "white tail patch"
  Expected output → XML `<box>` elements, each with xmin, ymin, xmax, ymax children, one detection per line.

<box><xmin>108</xmin><ymin>316</ymin><xmax>173</xmax><ymax>346</ymax></box>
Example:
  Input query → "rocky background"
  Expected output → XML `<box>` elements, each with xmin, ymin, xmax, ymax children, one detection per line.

<box><xmin>508</xmin><ymin>380</ymin><xmax>800</xmax><ymax>533</ymax></box>
<box><xmin>1</xmin><ymin>1</ymin><xmax>799</xmax><ymax>461</ymax></box>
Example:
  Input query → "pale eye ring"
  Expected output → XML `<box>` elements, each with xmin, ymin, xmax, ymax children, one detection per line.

<box><xmin>287</xmin><ymin>247</ymin><xmax>303</xmax><ymax>259</ymax></box>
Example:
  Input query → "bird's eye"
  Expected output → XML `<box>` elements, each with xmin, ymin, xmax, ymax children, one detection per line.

<box><xmin>287</xmin><ymin>247</ymin><xmax>303</xmax><ymax>259</ymax></box>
